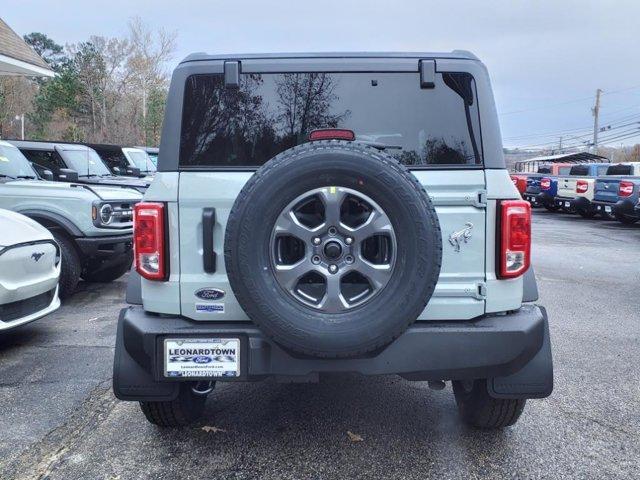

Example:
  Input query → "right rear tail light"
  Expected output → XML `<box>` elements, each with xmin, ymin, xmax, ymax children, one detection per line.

<box><xmin>498</xmin><ymin>200</ymin><xmax>531</xmax><ymax>279</ymax></box>
<box><xmin>540</xmin><ymin>177</ymin><xmax>551</xmax><ymax>190</ymax></box>
<box><xmin>576</xmin><ymin>180</ymin><xmax>589</xmax><ymax>194</ymax></box>
<box><xmin>619</xmin><ymin>181</ymin><xmax>634</xmax><ymax>197</ymax></box>
<box><xmin>134</xmin><ymin>202</ymin><xmax>166</xmax><ymax>280</ymax></box>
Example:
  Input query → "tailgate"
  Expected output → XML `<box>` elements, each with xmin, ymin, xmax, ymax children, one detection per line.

<box><xmin>178</xmin><ymin>170</ymin><xmax>487</xmax><ymax>322</ymax></box>
<box><xmin>557</xmin><ymin>177</ymin><xmax>576</xmax><ymax>198</ymax></box>
<box><xmin>594</xmin><ymin>178</ymin><xmax>620</xmax><ymax>203</ymax></box>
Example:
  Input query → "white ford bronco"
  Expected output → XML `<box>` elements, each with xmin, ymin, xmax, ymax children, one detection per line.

<box><xmin>114</xmin><ymin>52</ymin><xmax>552</xmax><ymax>429</ymax></box>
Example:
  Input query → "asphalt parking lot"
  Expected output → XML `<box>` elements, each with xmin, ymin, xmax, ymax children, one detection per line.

<box><xmin>0</xmin><ymin>211</ymin><xmax>638</xmax><ymax>480</ymax></box>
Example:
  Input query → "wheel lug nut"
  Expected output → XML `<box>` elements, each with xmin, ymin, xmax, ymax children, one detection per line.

<box><xmin>328</xmin><ymin>264</ymin><xmax>338</xmax><ymax>274</ymax></box>
<box><xmin>312</xmin><ymin>237</ymin><xmax>321</xmax><ymax>245</ymax></box>
<box><xmin>345</xmin><ymin>237</ymin><xmax>353</xmax><ymax>245</ymax></box>
<box><xmin>312</xmin><ymin>255</ymin><xmax>321</xmax><ymax>265</ymax></box>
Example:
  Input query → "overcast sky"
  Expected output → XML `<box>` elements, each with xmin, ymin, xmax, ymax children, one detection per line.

<box><xmin>4</xmin><ymin>0</ymin><xmax>640</xmax><ymax>149</ymax></box>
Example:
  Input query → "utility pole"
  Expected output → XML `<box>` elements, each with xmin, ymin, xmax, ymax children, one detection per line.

<box><xmin>14</xmin><ymin>114</ymin><xmax>24</xmax><ymax>140</ymax></box>
<box><xmin>558</xmin><ymin>136</ymin><xmax>563</xmax><ymax>152</ymax></box>
<box><xmin>592</xmin><ymin>88</ymin><xmax>602</xmax><ymax>153</ymax></box>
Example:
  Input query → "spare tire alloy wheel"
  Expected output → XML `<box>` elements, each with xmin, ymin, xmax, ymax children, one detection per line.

<box><xmin>225</xmin><ymin>141</ymin><xmax>442</xmax><ymax>358</ymax></box>
<box><xmin>271</xmin><ymin>187</ymin><xmax>396</xmax><ymax>312</ymax></box>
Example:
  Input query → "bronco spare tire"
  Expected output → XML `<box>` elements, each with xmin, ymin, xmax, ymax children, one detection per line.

<box><xmin>224</xmin><ymin>141</ymin><xmax>442</xmax><ymax>358</ymax></box>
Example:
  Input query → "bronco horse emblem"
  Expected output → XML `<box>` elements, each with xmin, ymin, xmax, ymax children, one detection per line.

<box><xmin>448</xmin><ymin>222</ymin><xmax>473</xmax><ymax>252</ymax></box>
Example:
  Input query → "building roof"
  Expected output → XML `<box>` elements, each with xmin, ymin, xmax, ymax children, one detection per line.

<box><xmin>0</xmin><ymin>17</ymin><xmax>54</xmax><ymax>77</ymax></box>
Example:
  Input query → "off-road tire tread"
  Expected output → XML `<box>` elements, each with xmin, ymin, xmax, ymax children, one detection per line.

<box><xmin>225</xmin><ymin>140</ymin><xmax>442</xmax><ymax>358</ymax></box>
<box><xmin>139</xmin><ymin>386</ymin><xmax>206</xmax><ymax>427</ymax></box>
<box><xmin>52</xmin><ymin>231</ymin><xmax>81</xmax><ymax>300</ymax></box>
<box><xmin>453</xmin><ymin>379</ymin><xmax>526</xmax><ymax>429</ymax></box>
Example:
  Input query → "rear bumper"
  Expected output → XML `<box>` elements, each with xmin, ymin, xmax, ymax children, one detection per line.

<box><xmin>113</xmin><ymin>305</ymin><xmax>553</xmax><ymax>401</ymax></box>
<box><xmin>592</xmin><ymin>199</ymin><xmax>638</xmax><ymax>216</ymax></box>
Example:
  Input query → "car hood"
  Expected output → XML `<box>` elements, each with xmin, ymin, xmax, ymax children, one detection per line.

<box><xmin>4</xmin><ymin>179</ymin><xmax>142</xmax><ymax>201</ymax></box>
<box><xmin>82</xmin><ymin>176</ymin><xmax>150</xmax><ymax>189</ymax></box>
<box><xmin>0</xmin><ymin>208</ymin><xmax>53</xmax><ymax>248</ymax></box>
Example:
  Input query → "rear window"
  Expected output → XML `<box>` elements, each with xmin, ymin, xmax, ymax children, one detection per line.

<box><xmin>606</xmin><ymin>164</ymin><xmax>632</xmax><ymax>175</ymax></box>
<box><xmin>537</xmin><ymin>166</ymin><xmax>551</xmax><ymax>174</ymax></box>
<box><xmin>558</xmin><ymin>167</ymin><xmax>571</xmax><ymax>175</ymax></box>
<box><xmin>179</xmin><ymin>72</ymin><xmax>483</xmax><ymax>169</ymax></box>
<box><xmin>569</xmin><ymin>165</ymin><xmax>589</xmax><ymax>176</ymax></box>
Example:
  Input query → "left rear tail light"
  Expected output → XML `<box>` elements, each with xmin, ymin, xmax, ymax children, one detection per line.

<box><xmin>540</xmin><ymin>177</ymin><xmax>551</xmax><ymax>190</ymax></box>
<box><xmin>498</xmin><ymin>200</ymin><xmax>531</xmax><ymax>279</ymax></box>
<box><xmin>576</xmin><ymin>180</ymin><xmax>589</xmax><ymax>193</ymax></box>
<box><xmin>134</xmin><ymin>202</ymin><xmax>166</xmax><ymax>280</ymax></box>
<box><xmin>619</xmin><ymin>180</ymin><xmax>634</xmax><ymax>197</ymax></box>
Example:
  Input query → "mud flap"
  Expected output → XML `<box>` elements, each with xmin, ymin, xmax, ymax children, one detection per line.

<box><xmin>488</xmin><ymin>307</ymin><xmax>553</xmax><ymax>399</ymax></box>
<box><xmin>112</xmin><ymin>310</ymin><xmax>179</xmax><ymax>402</ymax></box>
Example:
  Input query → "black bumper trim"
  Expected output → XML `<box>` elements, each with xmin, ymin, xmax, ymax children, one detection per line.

<box><xmin>76</xmin><ymin>234</ymin><xmax>133</xmax><ymax>258</ymax></box>
<box><xmin>113</xmin><ymin>305</ymin><xmax>552</xmax><ymax>401</ymax></box>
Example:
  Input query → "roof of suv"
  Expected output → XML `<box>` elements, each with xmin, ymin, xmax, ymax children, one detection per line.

<box><xmin>180</xmin><ymin>50</ymin><xmax>480</xmax><ymax>64</ymax></box>
<box><xmin>7</xmin><ymin>139</ymin><xmax>91</xmax><ymax>151</ymax></box>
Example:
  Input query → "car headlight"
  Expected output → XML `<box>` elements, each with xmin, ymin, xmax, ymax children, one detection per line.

<box><xmin>100</xmin><ymin>203</ymin><xmax>114</xmax><ymax>225</ymax></box>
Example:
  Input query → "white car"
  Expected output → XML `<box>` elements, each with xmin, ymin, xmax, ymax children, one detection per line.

<box><xmin>0</xmin><ymin>208</ymin><xmax>61</xmax><ymax>331</ymax></box>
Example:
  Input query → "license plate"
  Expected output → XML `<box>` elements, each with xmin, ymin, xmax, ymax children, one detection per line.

<box><xmin>164</xmin><ymin>338</ymin><xmax>240</xmax><ymax>378</ymax></box>
<box><xmin>605</xmin><ymin>206</ymin><xmax>612</xmax><ymax>213</ymax></box>
<box><xmin>564</xmin><ymin>201</ymin><xmax>570</xmax><ymax>207</ymax></box>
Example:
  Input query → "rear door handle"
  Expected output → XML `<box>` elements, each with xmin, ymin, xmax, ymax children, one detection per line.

<box><xmin>202</xmin><ymin>208</ymin><xmax>216</xmax><ymax>273</ymax></box>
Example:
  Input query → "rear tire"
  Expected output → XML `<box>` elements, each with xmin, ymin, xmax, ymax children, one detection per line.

<box><xmin>139</xmin><ymin>383</ymin><xmax>209</xmax><ymax>427</ymax></box>
<box><xmin>543</xmin><ymin>203</ymin><xmax>559</xmax><ymax>212</ymax></box>
<box><xmin>52</xmin><ymin>231</ymin><xmax>81</xmax><ymax>300</ymax></box>
<box><xmin>453</xmin><ymin>379</ymin><xmax>526</xmax><ymax>429</ymax></box>
<box><xmin>577</xmin><ymin>207</ymin><xmax>596</xmax><ymax>219</ymax></box>
<box><xmin>614</xmin><ymin>213</ymin><xmax>638</xmax><ymax>225</ymax></box>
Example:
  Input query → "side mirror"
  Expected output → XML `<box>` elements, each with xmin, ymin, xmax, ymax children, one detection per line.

<box><xmin>113</xmin><ymin>166</ymin><xmax>122</xmax><ymax>175</ymax></box>
<box><xmin>126</xmin><ymin>166</ymin><xmax>141</xmax><ymax>177</ymax></box>
<box><xmin>41</xmin><ymin>170</ymin><xmax>54</xmax><ymax>181</ymax></box>
<box><xmin>58</xmin><ymin>168</ymin><xmax>79</xmax><ymax>182</ymax></box>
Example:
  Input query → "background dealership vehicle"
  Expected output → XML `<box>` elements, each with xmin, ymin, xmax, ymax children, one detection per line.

<box><xmin>113</xmin><ymin>51</ymin><xmax>552</xmax><ymax>430</ymax></box>
<box><xmin>0</xmin><ymin>208</ymin><xmax>60</xmax><ymax>331</ymax></box>
<box><xmin>9</xmin><ymin>140</ymin><xmax>150</xmax><ymax>193</ymax></box>
<box><xmin>87</xmin><ymin>143</ymin><xmax>156</xmax><ymax>179</ymax></box>
<box><xmin>0</xmin><ymin>140</ymin><xmax>142</xmax><ymax>298</ymax></box>
<box><xmin>592</xmin><ymin>163</ymin><xmax>640</xmax><ymax>224</ymax></box>
<box><xmin>523</xmin><ymin>164</ymin><xmax>572</xmax><ymax>210</ymax></box>
<box><xmin>555</xmin><ymin>163</ymin><xmax>611</xmax><ymax>218</ymax></box>
<box><xmin>135</xmin><ymin>146</ymin><xmax>159</xmax><ymax>166</ymax></box>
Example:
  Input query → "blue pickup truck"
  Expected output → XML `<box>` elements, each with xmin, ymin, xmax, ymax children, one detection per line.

<box><xmin>524</xmin><ymin>164</ymin><xmax>572</xmax><ymax>211</ymax></box>
<box><xmin>592</xmin><ymin>162</ymin><xmax>640</xmax><ymax>224</ymax></box>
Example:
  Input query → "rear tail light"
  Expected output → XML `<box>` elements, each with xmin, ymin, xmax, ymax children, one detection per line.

<box><xmin>619</xmin><ymin>180</ymin><xmax>634</xmax><ymax>197</ymax></box>
<box><xmin>308</xmin><ymin>128</ymin><xmax>355</xmax><ymax>141</ymax></box>
<box><xmin>576</xmin><ymin>180</ymin><xmax>589</xmax><ymax>193</ymax></box>
<box><xmin>498</xmin><ymin>200</ymin><xmax>531</xmax><ymax>279</ymax></box>
<box><xmin>540</xmin><ymin>177</ymin><xmax>551</xmax><ymax>190</ymax></box>
<box><xmin>510</xmin><ymin>175</ymin><xmax>518</xmax><ymax>185</ymax></box>
<box><xmin>134</xmin><ymin>202</ymin><xmax>166</xmax><ymax>280</ymax></box>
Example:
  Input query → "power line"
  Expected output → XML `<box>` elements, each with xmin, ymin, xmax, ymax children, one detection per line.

<box><xmin>499</xmin><ymin>85</ymin><xmax>640</xmax><ymax>117</ymax></box>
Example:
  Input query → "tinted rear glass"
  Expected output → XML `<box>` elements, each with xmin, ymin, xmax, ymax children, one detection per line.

<box><xmin>537</xmin><ymin>166</ymin><xmax>551</xmax><ymax>173</ymax></box>
<box><xmin>179</xmin><ymin>72</ymin><xmax>482</xmax><ymax>168</ymax></box>
<box><xmin>596</xmin><ymin>166</ymin><xmax>609</xmax><ymax>176</ymax></box>
<box><xmin>607</xmin><ymin>164</ymin><xmax>632</xmax><ymax>175</ymax></box>
<box><xmin>569</xmin><ymin>165</ymin><xmax>589</xmax><ymax>176</ymax></box>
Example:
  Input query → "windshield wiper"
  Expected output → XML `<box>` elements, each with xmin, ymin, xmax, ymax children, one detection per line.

<box><xmin>16</xmin><ymin>175</ymin><xmax>37</xmax><ymax>179</ymax></box>
<box><xmin>0</xmin><ymin>173</ymin><xmax>16</xmax><ymax>179</ymax></box>
<box><xmin>356</xmin><ymin>141</ymin><xmax>403</xmax><ymax>150</ymax></box>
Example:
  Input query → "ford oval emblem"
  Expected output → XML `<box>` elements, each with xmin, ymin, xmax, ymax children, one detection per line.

<box><xmin>193</xmin><ymin>356</ymin><xmax>212</xmax><ymax>364</ymax></box>
<box><xmin>195</xmin><ymin>288</ymin><xmax>225</xmax><ymax>301</ymax></box>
